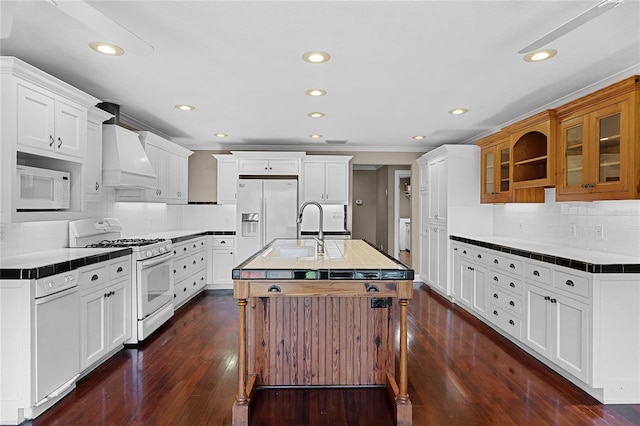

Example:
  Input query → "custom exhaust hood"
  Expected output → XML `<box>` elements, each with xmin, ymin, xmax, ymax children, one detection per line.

<box><xmin>99</xmin><ymin>102</ymin><xmax>157</xmax><ymax>188</ymax></box>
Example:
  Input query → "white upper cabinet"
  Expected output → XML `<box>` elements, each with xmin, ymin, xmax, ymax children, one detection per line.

<box><xmin>84</xmin><ymin>107</ymin><xmax>112</xmax><ymax>203</ymax></box>
<box><xmin>301</xmin><ymin>156</ymin><xmax>352</xmax><ymax>205</ymax></box>
<box><xmin>237</xmin><ymin>159</ymin><xmax>299</xmax><ymax>175</ymax></box>
<box><xmin>17</xmin><ymin>82</ymin><xmax>87</xmax><ymax>160</ymax></box>
<box><xmin>214</xmin><ymin>154</ymin><xmax>238</xmax><ymax>204</ymax></box>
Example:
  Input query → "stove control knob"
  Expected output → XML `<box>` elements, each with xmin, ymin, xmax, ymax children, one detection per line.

<box><xmin>146</xmin><ymin>250</ymin><xmax>152</xmax><ymax>258</ymax></box>
<box><xmin>46</xmin><ymin>281</ymin><xmax>54</xmax><ymax>289</ymax></box>
<box><xmin>165</xmin><ymin>244</ymin><xmax>172</xmax><ymax>252</ymax></box>
<box><xmin>159</xmin><ymin>246</ymin><xmax>166</xmax><ymax>254</ymax></box>
<box><xmin>152</xmin><ymin>249</ymin><xmax>158</xmax><ymax>257</ymax></box>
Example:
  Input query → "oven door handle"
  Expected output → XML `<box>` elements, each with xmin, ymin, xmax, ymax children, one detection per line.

<box><xmin>140</xmin><ymin>252</ymin><xmax>174</xmax><ymax>268</ymax></box>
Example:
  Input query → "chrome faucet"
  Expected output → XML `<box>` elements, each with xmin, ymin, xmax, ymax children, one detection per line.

<box><xmin>296</xmin><ymin>201</ymin><xmax>324</xmax><ymax>254</ymax></box>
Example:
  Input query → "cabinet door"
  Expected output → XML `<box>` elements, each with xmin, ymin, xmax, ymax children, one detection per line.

<box><xmin>324</xmin><ymin>162</ymin><xmax>348</xmax><ymax>204</ymax></box>
<box><xmin>427</xmin><ymin>157</ymin><xmax>446</xmax><ymax>223</ymax></box>
<box><xmin>107</xmin><ymin>281</ymin><xmax>130</xmax><ymax>349</ymax></box>
<box><xmin>16</xmin><ymin>84</ymin><xmax>56</xmax><ymax>153</ymax></box>
<box><xmin>471</xmin><ymin>266</ymin><xmax>488</xmax><ymax>317</ymax></box>
<box><xmin>238</xmin><ymin>159</ymin><xmax>269</xmax><ymax>174</ymax></box>
<box><xmin>80</xmin><ymin>290</ymin><xmax>107</xmax><ymax>370</ymax></box>
<box><xmin>591</xmin><ymin>102</ymin><xmax>626</xmax><ymax>194</ymax></box>
<box><xmin>558</xmin><ymin>115</ymin><xmax>588</xmax><ymax>195</ymax></box>
<box><xmin>451</xmin><ymin>246</ymin><xmax>462</xmax><ymax>302</ymax></box>
<box><xmin>54</xmin><ymin>99</ymin><xmax>86</xmax><ymax>159</ymax></box>
<box><xmin>481</xmin><ymin>146</ymin><xmax>496</xmax><ymax>200</ymax></box>
<box><xmin>427</xmin><ymin>225</ymin><xmax>447</xmax><ymax>294</ymax></box>
<box><xmin>84</xmin><ymin>119</ymin><xmax>102</xmax><ymax>201</ymax></box>
<box><xmin>212</xmin><ymin>250</ymin><xmax>235</xmax><ymax>285</ymax></box>
<box><xmin>167</xmin><ymin>153</ymin><xmax>188</xmax><ymax>203</ymax></box>
<box><xmin>458</xmin><ymin>260</ymin><xmax>474</xmax><ymax>308</ymax></box>
<box><xmin>268</xmin><ymin>159</ymin><xmax>299</xmax><ymax>174</ymax></box>
<box><xmin>419</xmin><ymin>233</ymin><xmax>429</xmax><ymax>283</ymax></box>
<box><xmin>524</xmin><ymin>285</ymin><xmax>552</xmax><ymax>358</ymax></box>
<box><xmin>302</xmin><ymin>162</ymin><xmax>326</xmax><ymax>202</ymax></box>
<box><xmin>218</xmin><ymin>160</ymin><xmax>238</xmax><ymax>204</ymax></box>
<box><xmin>145</xmin><ymin>143</ymin><xmax>167</xmax><ymax>200</ymax></box>
<box><xmin>553</xmin><ymin>294</ymin><xmax>589</xmax><ymax>382</ymax></box>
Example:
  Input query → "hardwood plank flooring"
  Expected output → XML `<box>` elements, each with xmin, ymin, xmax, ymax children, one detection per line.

<box><xmin>30</xmin><ymin>286</ymin><xmax>640</xmax><ymax>426</ymax></box>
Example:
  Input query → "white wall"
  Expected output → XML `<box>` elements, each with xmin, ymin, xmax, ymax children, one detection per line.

<box><xmin>493</xmin><ymin>191</ymin><xmax>640</xmax><ymax>258</ymax></box>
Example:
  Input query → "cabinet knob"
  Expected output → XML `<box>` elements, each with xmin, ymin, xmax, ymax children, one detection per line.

<box><xmin>91</xmin><ymin>274</ymin><xmax>99</xmax><ymax>281</ymax></box>
<box><xmin>509</xmin><ymin>300</ymin><xmax>515</xmax><ymax>307</ymax></box>
<box><xmin>544</xmin><ymin>295</ymin><xmax>550</xmax><ymax>301</ymax></box>
<box><xmin>477</xmin><ymin>254</ymin><xmax>482</xmax><ymax>259</ymax></box>
<box><xmin>493</xmin><ymin>259</ymin><xmax>499</xmax><ymax>264</ymax></box>
<box><xmin>493</xmin><ymin>276</ymin><xmax>498</xmax><ymax>281</ymax></box>
<box><xmin>493</xmin><ymin>310</ymin><xmax>498</xmax><ymax>316</ymax></box>
<box><xmin>117</xmin><ymin>266</ymin><xmax>123</xmax><ymax>273</ymax></box>
<box><xmin>509</xmin><ymin>263</ymin><xmax>515</xmax><ymax>269</ymax></box>
<box><xmin>509</xmin><ymin>282</ymin><xmax>515</xmax><ymax>288</ymax></box>
<box><xmin>533</xmin><ymin>270</ymin><xmax>540</xmax><ymax>277</ymax></box>
<box><xmin>493</xmin><ymin>293</ymin><xmax>498</xmax><ymax>299</ymax></box>
<box><xmin>565</xmin><ymin>280</ymin><xmax>574</xmax><ymax>287</ymax></box>
<box><xmin>462</xmin><ymin>250</ymin><xmax>467</xmax><ymax>254</ymax></box>
<box><xmin>550</xmin><ymin>298</ymin><xmax>557</xmax><ymax>304</ymax></box>
<box><xmin>509</xmin><ymin>320</ymin><xmax>515</xmax><ymax>326</ymax></box>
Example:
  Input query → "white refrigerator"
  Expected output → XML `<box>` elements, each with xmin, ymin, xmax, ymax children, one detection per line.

<box><xmin>236</xmin><ymin>178</ymin><xmax>298</xmax><ymax>262</ymax></box>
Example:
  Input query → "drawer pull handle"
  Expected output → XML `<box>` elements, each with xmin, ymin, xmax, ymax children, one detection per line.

<box><xmin>493</xmin><ymin>293</ymin><xmax>498</xmax><ymax>299</ymax></box>
<box><xmin>509</xmin><ymin>301</ymin><xmax>515</xmax><ymax>307</ymax></box>
<box><xmin>493</xmin><ymin>259</ymin><xmax>499</xmax><ymax>264</ymax></box>
<box><xmin>509</xmin><ymin>282</ymin><xmax>515</xmax><ymax>288</ymax></box>
<box><xmin>174</xmin><ymin>269</ymin><xmax>177</xmax><ymax>274</ymax></box>
<box><xmin>268</xmin><ymin>285</ymin><xmax>281</xmax><ymax>293</ymax></box>
<box><xmin>91</xmin><ymin>274</ymin><xmax>99</xmax><ymax>281</ymax></box>
<box><xmin>550</xmin><ymin>298</ymin><xmax>557</xmax><ymax>303</ymax></box>
<box><xmin>365</xmin><ymin>284</ymin><xmax>379</xmax><ymax>293</ymax></box>
<box><xmin>477</xmin><ymin>254</ymin><xmax>482</xmax><ymax>259</ymax></box>
<box><xmin>193</xmin><ymin>281</ymin><xmax>196</xmax><ymax>286</ymax></box>
<box><xmin>565</xmin><ymin>280</ymin><xmax>575</xmax><ymax>287</ymax></box>
<box><xmin>221</xmin><ymin>241</ymin><xmax>226</xmax><ymax>244</ymax></box>
<box><xmin>49</xmin><ymin>135</ymin><xmax>54</xmax><ymax>147</ymax></box>
<box><xmin>533</xmin><ymin>270</ymin><xmax>540</xmax><ymax>277</ymax></box>
<box><xmin>184</xmin><ymin>288</ymin><xmax>187</xmax><ymax>292</ymax></box>
<box><xmin>463</xmin><ymin>250</ymin><xmax>467</xmax><ymax>254</ymax></box>
<box><xmin>509</xmin><ymin>263</ymin><xmax>515</xmax><ymax>269</ymax></box>
<box><xmin>544</xmin><ymin>296</ymin><xmax>550</xmax><ymax>301</ymax></box>
<box><xmin>493</xmin><ymin>276</ymin><xmax>499</xmax><ymax>281</ymax></box>
<box><xmin>493</xmin><ymin>310</ymin><xmax>498</xmax><ymax>316</ymax></box>
<box><xmin>117</xmin><ymin>267</ymin><xmax>123</xmax><ymax>273</ymax></box>
<box><xmin>509</xmin><ymin>320</ymin><xmax>515</xmax><ymax>326</ymax></box>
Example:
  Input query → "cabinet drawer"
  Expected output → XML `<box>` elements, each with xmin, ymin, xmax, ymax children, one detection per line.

<box><xmin>488</xmin><ymin>304</ymin><xmax>522</xmax><ymax>341</ymax></box>
<box><xmin>211</xmin><ymin>236</ymin><xmax>235</xmax><ymax>248</ymax></box>
<box><xmin>489</xmin><ymin>253</ymin><xmax>522</xmax><ymax>275</ymax></box>
<box><xmin>173</xmin><ymin>257</ymin><xmax>191</xmax><ymax>282</ymax></box>
<box><xmin>554</xmin><ymin>269</ymin><xmax>590</xmax><ymax>299</ymax></box>
<box><xmin>489</xmin><ymin>271</ymin><xmax>523</xmax><ymax>295</ymax></box>
<box><xmin>81</xmin><ymin>263</ymin><xmax>109</xmax><ymax>291</ymax></box>
<box><xmin>489</xmin><ymin>286</ymin><xmax>522</xmax><ymax>315</ymax></box>
<box><xmin>523</xmin><ymin>261</ymin><xmax>551</xmax><ymax>286</ymax></box>
<box><xmin>190</xmin><ymin>252</ymin><xmax>207</xmax><ymax>271</ymax></box>
<box><xmin>457</xmin><ymin>245</ymin><xmax>487</xmax><ymax>264</ymax></box>
<box><xmin>109</xmin><ymin>259</ymin><xmax>130</xmax><ymax>281</ymax></box>
<box><xmin>174</xmin><ymin>237</ymin><xmax>207</xmax><ymax>256</ymax></box>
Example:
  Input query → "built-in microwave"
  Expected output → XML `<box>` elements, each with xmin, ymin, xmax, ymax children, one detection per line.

<box><xmin>16</xmin><ymin>165</ymin><xmax>70</xmax><ymax>210</ymax></box>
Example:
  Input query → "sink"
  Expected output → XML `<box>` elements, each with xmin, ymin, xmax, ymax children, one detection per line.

<box><xmin>263</xmin><ymin>246</ymin><xmax>317</xmax><ymax>259</ymax></box>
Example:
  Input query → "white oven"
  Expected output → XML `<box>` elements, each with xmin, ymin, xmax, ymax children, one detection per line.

<box><xmin>136</xmin><ymin>252</ymin><xmax>174</xmax><ymax>320</ymax></box>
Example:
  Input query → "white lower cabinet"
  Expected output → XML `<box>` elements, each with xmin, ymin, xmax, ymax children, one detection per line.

<box><xmin>426</xmin><ymin>223</ymin><xmax>447</xmax><ymax>295</ymax></box>
<box><xmin>452</xmin><ymin>243</ymin><xmax>487</xmax><ymax>317</ymax></box>
<box><xmin>209</xmin><ymin>236</ymin><xmax>235</xmax><ymax>288</ymax></box>
<box><xmin>525</xmin><ymin>282</ymin><xmax>590</xmax><ymax>383</ymax></box>
<box><xmin>79</xmin><ymin>257</ymin><xmax>131</xmax><ymax>373</ymax></box>
<box><xmin>173</xmin><ymin>236</ymin><xmax>207</xmax><ymax>309</ymax></box>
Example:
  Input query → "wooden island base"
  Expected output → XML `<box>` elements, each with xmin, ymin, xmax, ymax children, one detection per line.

<box><xmin>232</xmin><ymin>285</ymin><xmax>413</xmax><ymax>426</ymax></box>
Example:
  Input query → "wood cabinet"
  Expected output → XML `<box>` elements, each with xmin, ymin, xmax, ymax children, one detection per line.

<box><xmin>79</xmin><ymin>257</ymin><xmax>131</xmax><ymax>373</ymax></box>
<box><xmin>556</xmin><ymin>76</ymin><xmax>639</xmax><ymax>201</ymax></box>
<box><xmin>173</xmin><ymin>237</ymin><xmax>207</xmax><ymax>309</ymax></box>
<box><xmin>117</xmin><ymin>131</ymin><xmax>192</xmax><ymax>204</ymax></box>
<box><xmin>84</xmin><ymin>107</ymin><xmax>112</xmax><ymax>203</ymax></box>
<box><xmin>214</xmin><ymin>154</ymin><xmax>238</xmax><ymax>204</ymax></box>
<box><xmin>301</xmin><ymin>156</ymin><xmax>352</xmax><ymax>204</ymax></box>
<box><xmin>477</xmin><ymin>131</ymin><xmax>513</xmax><ymax>203</ymax></box>
<box><xmin>16</xmin><ymin>82</ymin><xmax>87</xmax><ymax>161</ymax></box>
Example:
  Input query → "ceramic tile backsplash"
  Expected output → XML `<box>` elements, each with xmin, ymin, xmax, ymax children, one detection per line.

<box><xmin>182</xmin><ymin>204</ymin><xmax>236</xmax><ymax>231</ymax></box>
<box><xmin>493</xmin><ymin>199</ymin><xmax>640</xmax><ymax>258</ymax></box>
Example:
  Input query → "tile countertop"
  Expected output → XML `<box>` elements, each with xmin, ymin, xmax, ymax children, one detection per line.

<box><xmin>234</xmin><ymin>239</ymin><xmax>413</xmax><ymax>281</ymax></box>
<box><xmin>451</xmin><ymin>235</ymin><xmax>640</xmax><ymax>274</ymax></box>
<box><xmin>133</xmin><ymin>229</ymin><xmax>234</xmax><ymax>244</ymax></box>
<box><xmin>0</xmin><ymin>247</ymin><xmax>132</xmax><ymax>280</ymax></box>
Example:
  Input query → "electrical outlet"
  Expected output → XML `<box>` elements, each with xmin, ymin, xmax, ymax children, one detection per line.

<box><xmin>569</xmin><ymin>223</ymin><xmax>577</xmax><ymax>238</ymax></box>
<box><xmin>518</xmin><ymin>221</ymin><xmax>524</xmax><ymax>233</ymax></box>
<box><xmin>595</xmin><ymin>225</ymin><xmax>604</xmax><ymax>240</ymax></box>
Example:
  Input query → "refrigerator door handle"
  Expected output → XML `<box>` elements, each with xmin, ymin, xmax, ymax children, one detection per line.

<box><xmin>262</xmin><ymin>196</ymin><xmax>267</xmax><ymax>247</ymax></box>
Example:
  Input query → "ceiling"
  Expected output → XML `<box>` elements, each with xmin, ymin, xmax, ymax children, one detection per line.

<box><xmin>1</xmin><ymin>1</ymin><xmax>639</xmax><ymax>153</ymax></box>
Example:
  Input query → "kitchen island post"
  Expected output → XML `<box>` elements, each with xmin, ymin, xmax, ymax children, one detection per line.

<box><xmin>231</xmin><ymin>239</ymin><xmax>413</xmax><ymax>425</ymax></box>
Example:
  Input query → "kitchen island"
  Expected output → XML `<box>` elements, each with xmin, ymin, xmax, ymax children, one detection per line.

<box><xmin>231</xmin><ymin>239</ymin><xmax>414</xmax><ymax>425</ymax></box>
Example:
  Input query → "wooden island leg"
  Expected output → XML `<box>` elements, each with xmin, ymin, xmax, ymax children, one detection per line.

<box><xmin>232</xmin><ymin>298</ymin><xmax>249</xmax><ymax>426</ymax></box>
<box><xmin>396</xmin><ymin>298</ymin><xmax>412</xmax><ymax>425</ymax></box>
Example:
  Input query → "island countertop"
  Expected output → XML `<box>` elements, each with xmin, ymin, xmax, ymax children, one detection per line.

<box><xmin>233</xmin><ymin>238</ymin><xmax>414</xmax><ymax>281</ymax></box>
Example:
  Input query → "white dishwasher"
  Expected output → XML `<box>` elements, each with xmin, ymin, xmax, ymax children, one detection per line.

<box><xmin>34</xmin><ymin>270</ymin><xmax>80</xmax><ymax>404</ymax></box>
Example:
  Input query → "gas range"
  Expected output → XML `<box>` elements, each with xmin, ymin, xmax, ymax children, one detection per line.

<box><xmin>69</xmin><ymin>218</ymin><xmax>173</xmax><ymax>261</ymax></box>
<box><xmin>84</xmin><ymin>238</ymin><xmax>173</xmax><ymax>261</ymax></box>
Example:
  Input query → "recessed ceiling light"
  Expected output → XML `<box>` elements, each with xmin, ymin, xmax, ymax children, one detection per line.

<box><xmin>308</xmin><ymin>112</ymin><xmax>325</xmax><ymax>118</ymax></box>
<box><xmin>302</xmin><ymin>51</ymin><xmax>331</xmax><ymax>64</ymax></box>
<box><xmin>309</xmin><ymin>134</ymin><xmax>323</xmax><ymax>139</ymax></box>
<box><xmin>448</xmin><ymin>108</ymin><xmax>468</xmax><ymax>115</ymax></box>
<box><xmin>523</xmin><ymin>49</ymin><xmax>557</xmax><ymax>62</ymax></box>
<box><xmin>305</xmin><ymin>89</ymin><xmax>326</xmax><ymax>97</ymax></box>
<box><xmin>412</xmin><ymin>135</ymin><xmax>426</xmax><ymax>140</ymax></box>
<box><xmin>89</xmin><ymin>41</ymin><xmax>124</xmax><ymax>56</ymax></box>
<box><xmin>175</xmin><ymin>104</ymin><xmax>195</xmax><ymax>111</ymax></box>
<box><xmin>214</xmin><ymin>133</ymin><xmax>228</xmax><ymax>138</ymax></box>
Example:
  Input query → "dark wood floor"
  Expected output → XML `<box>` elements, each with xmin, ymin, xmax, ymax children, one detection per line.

<box><xmin>30</xmin><ymin>285</ymin><xmax>640</xmax><ymax>425</ymax></box>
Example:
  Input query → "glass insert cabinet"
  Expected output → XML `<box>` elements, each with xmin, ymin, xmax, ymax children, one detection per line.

<box><xmin>479</xmin><ymin>131</ymin><xmax>512</xmax><ymax>203</ymax></box>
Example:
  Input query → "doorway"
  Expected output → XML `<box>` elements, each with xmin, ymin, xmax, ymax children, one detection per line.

<box><xmin>394</xmin><ymin>169</ymin><xmax>411</xmax><ymax>265</ymax></box>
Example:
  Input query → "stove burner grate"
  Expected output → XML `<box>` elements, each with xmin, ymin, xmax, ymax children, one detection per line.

<box><xmin>85</xmin><ymin>238</ymin><xmax>166</xmax><ymax>248</ymax></box>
